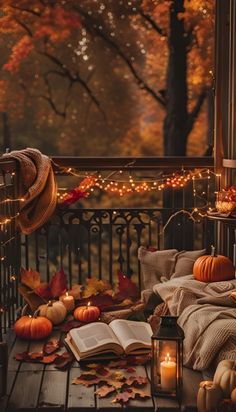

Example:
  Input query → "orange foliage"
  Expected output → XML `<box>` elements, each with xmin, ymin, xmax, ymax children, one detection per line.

<box><xmin>0</xmin><ymin>0</ymin><xmax>215</xmax><ymax>156</ymax></box>
<box><xmin>4</xmin><ymin>35</ymin><xmax>34</xmax><ymax>73</ymax></box>
<box><xmin>0</xmin><ymin>1</ymin><xmax>81</xmax><ymax>73</ymax></box>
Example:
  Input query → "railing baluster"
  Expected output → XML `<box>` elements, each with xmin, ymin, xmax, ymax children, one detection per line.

<box><xmin>109</xmin><ymin>211</ymin><xmax>113</xmax><ymax>285</ymax></box>
<box><xmin>98</xmin><ymin>211</ymin><xmax>102</xmax><ymax>280</ymax></box>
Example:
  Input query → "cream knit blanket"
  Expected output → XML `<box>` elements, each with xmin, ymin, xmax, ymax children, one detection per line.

<box><xmin>153</xmin><ymin>276</ymin><xmax>236</xmax><ymax>370</ymax></box>
<box><xmin>3</xmin><ymin>148</ymin><xmax>57</xmax><ymax>235</ymax></box>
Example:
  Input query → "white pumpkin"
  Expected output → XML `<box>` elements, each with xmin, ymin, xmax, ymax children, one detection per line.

<box><xmin>38</xmin><ymin>300</ymin><xmax>67</xmax><ymax>325</ymax></box>
<box><xmin>213</xmin><ymin>360</ymin><xmax>236</xmax><ymax>398</ymax></box>
<box><xmin>197</xmin><ymin>381</ymin><xmax>223</xmax><ymax>412</ymax></box>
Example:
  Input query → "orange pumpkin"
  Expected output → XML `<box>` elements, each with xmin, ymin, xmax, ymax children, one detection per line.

<box><xmin>74</xmin><ymin>304</ymin><xmax>100</xmax><ymax>323</ymax></box>
<box><xmin>193</xmin><ymin>246</ymin><xmax>235</xmax><ymax>283</ymax></box>
<box><xmin>14</xmin><ymin>315</ymin><xmax>52</xmax><ymax>340</ymax></box>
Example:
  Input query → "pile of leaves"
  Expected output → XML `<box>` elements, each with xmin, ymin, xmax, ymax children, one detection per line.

<box><xmin>15</xmin><ymin>338</ymin><xmax>74</xmax><ymax>370</ymax></box>
<box><xmin>19</xmin><ymin>267</ymin><xmax>140</xmax><ymax>313</ymax></box>
<box><xmin>72</xmin><ymin>356</ymin><xmax>151</xmax><ymax>404</ymax></box>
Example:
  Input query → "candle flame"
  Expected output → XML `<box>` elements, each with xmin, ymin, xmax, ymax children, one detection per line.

<box><xmin>66</xmin><ymin>292</ymin><xmax>69</xmax><ymax>297</ymax></box>
<box><xmin>87</xmin><ymin>301</ymin><xmax>91</xmax><ymax>307</ymax></box>
<box><xmin>165</xmin><ymin>353</ymin><xmax>171</xmax><ymax>363</ymax></box>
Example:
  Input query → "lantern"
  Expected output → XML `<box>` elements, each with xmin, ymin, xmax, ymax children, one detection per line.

<box><xmin>151</xmin><ymin>316</ymin><xmax>184</xmax><ymax>401</ymax></box>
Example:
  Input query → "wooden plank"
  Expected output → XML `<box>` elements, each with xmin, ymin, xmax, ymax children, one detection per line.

<box><xmin>123</xmin><ymin>366</ymin><xmax>154</xmax><ymax>412</ymax></box>
<box><xmin>38</xmin><ymin>370</ymin><xmax>68</xmax><ymax>412</ymax></box>
<box><xmin>7</xmin><ymin>339</ymin><xmax>45</xmax><ymax>412</ymax></box>
<box><xmin>0</xmin><ymin>370</ymin><xmax>17</xmax><ymax>412</ymax></box>
<box><xmin>67</xmin><ymin>366</ymin><xmax>96</xmax><ymax>412</ymax></box>
<box><xmin>181</xmin><ymin>368</ymin><xmax>202</xmax><ymax>412</ymax></box>
<box><xmin>8</xmin><ymin>337</ymin><xmax>29</xmax><ymax>372</ymax></box>
<box><xmin>52</xmin><ymin>156</ymin><xmax>214</xmax><ymax>171</ymax></box>
<box><xmin>3</xmin><ymin>330</ymin><xmax>16</xmax><ymax>353</ymax></box>
<box><xmin>0</xmin><ymin>333</ymin><xmax>25</xmax><ymax>412</ymax></box>
<box><xmin>7</xmin><ymin>367</ymin><xmax>43</xmax><ymax>412</ymax></box>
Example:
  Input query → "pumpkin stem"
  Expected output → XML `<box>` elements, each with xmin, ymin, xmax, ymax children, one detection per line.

<box><xmin>21</xmin><ymin>304</ymin><xmax>30</xmax><ymax>316</ymax></box>
<box><xmin>33</xmin><ymin>308</ymin><xmax>40</xmax><ymax>318</ymax></box>
<box><xmin>211</xmin><ymin>245</ymin><xmax>217</xmax><ymax>257</ymax></box>
<box><xmin>47</xmin><ymin>300</ymin><xmax>53</xmax><ymax>307</ymax></box>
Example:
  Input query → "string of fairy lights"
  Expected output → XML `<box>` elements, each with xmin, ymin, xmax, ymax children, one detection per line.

<box><xmin>56</xmin><ymin>167</ymin><xmax>221</xmax><ymax>200</ymax></box>
<box><xmin>0</xmin><ymin>166</ymin><xmax>221</xmax><ymax>316</ymax></box>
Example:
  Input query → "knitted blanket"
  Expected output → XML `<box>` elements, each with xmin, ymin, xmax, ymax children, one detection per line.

<box><xmin>153</xmin><ymin>276</ymin><xmax>236</xmax><ymax>370</ymax></box>
<box><xmin>3</xmin><ymin>148</ymin><xmax>57</xmax><ymax>235</ymax></box>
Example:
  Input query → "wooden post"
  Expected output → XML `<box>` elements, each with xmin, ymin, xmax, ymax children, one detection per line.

<box><xmin>215</xmin><ymin>0</ymin><xmax>236</xmax><ymax>186</ymax></box>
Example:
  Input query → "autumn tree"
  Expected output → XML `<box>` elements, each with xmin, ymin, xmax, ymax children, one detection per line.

<box><xmin>0</xmin><ymin>0</ymin><xmax>214</xmax><ymax>156</ymax></box>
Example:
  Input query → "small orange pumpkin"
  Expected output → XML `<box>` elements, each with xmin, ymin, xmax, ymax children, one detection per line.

<box><xmin>193</xmin><ymin>246</ymin><xmax>235</xmax><ymax>283</ymax></box>
<box><xmin>14</xmin><ymin>314</ymin><xmax>52</xmax><ymax>340</ymax></box>
<box><xmin>74</xmin><ymin>303</ymin><xmax>100</xmax><ymax>323</ymax></box>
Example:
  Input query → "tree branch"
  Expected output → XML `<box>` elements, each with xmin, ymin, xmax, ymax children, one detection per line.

<box><xmin>10</xmin><ymin>5</ymin><xmax>41</xmax><ymax>16</ymax></box>
<box><xmin>74</xmin><ymin>5</ymin><xmax>166</xmax><ymax>108</ymax></box>
<box><xmin>38</xmin><ymin>50</ymin><xmax>106</xmax><ymax>120</ymax></box>
<box><xmin>43</xmin><ymin>71</ymin><xmax>73</xmax><ymax>117</ymax></box>
<box><xmin>13</xmin><ymin>17</ymin><xmax>33</xmax><ymax>37</ymax></box>
<box><xmin>138</xmin><ymin>9</ymin><xmax>166</xmax><ymax>36</ymax></box>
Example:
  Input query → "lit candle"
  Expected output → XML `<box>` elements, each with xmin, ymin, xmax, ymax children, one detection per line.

<box><xmin>60</xmin><ymin>292</ymin><xmax>75</xmax><ymax>312</ymax></box>
<box><xmin>160</xmin><ymin>353</ymin><xmax>176</xmax><ymax>391</ymax></box>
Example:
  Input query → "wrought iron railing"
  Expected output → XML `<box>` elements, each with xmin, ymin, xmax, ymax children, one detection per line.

<box><xmin>21</xmin><ymin>156</ymin><xmax>215</xmax><ymax>290</ymax></box>
<box><xmin>21</xmin><ymin>207</ymin><xmax>214</xmax><ymax>292</ymax></box>
<box><xmin>0</xmin><ymin>159</ymin><xmax>20</xmax><ymax>334</ymax></box>
<box><xmin>1</xmin><ymin>155</ymin><xmax>218</xmax><ymax>331</ymax></box>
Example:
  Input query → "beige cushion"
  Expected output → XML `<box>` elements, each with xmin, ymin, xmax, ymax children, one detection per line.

<box><xmin>138</xmin><ymin>246</ymin><xmax>178</xmax><ymax>289</ymax></box>
<box><xmin>138</xmin><ymin>246</ymin><xmax>206</xmax><ymax>290</ymax></box>
<box><xmin>171</xmin><ymin>249</ymin><xmax>206</xmax><ymax>279</ymax></box>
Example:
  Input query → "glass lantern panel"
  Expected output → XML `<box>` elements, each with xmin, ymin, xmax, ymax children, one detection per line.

<box><xmin>159</xmin><ymin>340</ymin><xmax>177</xmax><ymax>393</ymax></box>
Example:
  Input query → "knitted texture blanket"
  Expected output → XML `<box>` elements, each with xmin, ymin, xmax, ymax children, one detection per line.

<box><xmin>3</xmin><ymin>148</ymin><xmax>57</xmax><ymax>235</ymax></box>
<box><xmin>153</xmin><ymin>276</ymin><xmax>236</xmax><ymax>370</ymax></box>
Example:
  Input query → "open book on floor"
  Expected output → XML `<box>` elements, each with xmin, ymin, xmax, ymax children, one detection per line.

<box><xmin>64</xmin><ymin>319</ymin><xmax>153</xmax><ymax>361</ymax></box>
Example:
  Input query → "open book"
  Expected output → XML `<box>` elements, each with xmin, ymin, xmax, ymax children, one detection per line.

<box><xmin>65</xmin><ymin>319</ymin><xmax>153</xmax><ymax>361</ymax></box>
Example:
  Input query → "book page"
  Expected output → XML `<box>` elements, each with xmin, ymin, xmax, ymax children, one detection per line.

<box><xmin>69</xmin><ymin>322</ymin><xmax>122</xmax><ymax>354</ymax></box>
<box><xmin>64</xmin><ymin>335</ymin><xmax>123</xmax><ymax>361</ymax></box>
<box><xmin>109</xmin><ymin>319</ymin><xmax>152</xmax><ymax>353</ymax></box>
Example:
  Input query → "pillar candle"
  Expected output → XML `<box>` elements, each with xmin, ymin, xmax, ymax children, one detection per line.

<box><xmin>60</xmin><ymin>292</ymin><xmax>75</xmax><ymax>312</ymax></box>
<box><xmin>160</xmin><ymin>353</ymin><xmax>176</xmax><ymax>391</ymax></box>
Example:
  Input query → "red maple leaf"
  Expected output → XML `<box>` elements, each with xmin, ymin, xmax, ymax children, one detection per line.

<box><xmin>78</xmin><ymin>293</ymin><xmax>115</xmax><ymax>311</ymax></box>
<box><xmin>60</xmin><ymin>319</ymin><xmax>83</xmax><ymax>333</ymax></box>
<box><xmin>34</xmin><ymin>282</ymin><xmax>52</xmax><ymax>298</ymax></box>
<box><xmin>54</xmin><ymin>351</ymin><xmax>74</xmax><ymax>370</ymax></box>
<box><xmin>43</xmin><ymin>339</ymin><xmax>60</xmax><ymax>355</ymax></box>
<box><xmin>49</xmin><ymin>268</ymin><xmax>67</xmax><ymax>297</ymax></box>
<box><xmin>60</xmin><ymin>187</ymin><xmax>88</xmax><ymax>206</ymax></box>
<box><xmin>115</xmin><ymin>271</ymin><xmax>139</xmax><ymax>300</ymax></box>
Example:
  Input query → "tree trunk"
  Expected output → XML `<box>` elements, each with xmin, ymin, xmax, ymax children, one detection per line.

<box><xmin>164</xmin><ymin>0</ymin><xmax>188</xmax><ymax>156</ymax></box>
<box><xmin>163</xmin><ymin>0</ymin><xmax>192</xmax><ymax>250</ymax></box>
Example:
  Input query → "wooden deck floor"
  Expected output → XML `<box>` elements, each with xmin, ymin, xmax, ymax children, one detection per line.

<box><xmin>0</xmin><ymin>330</ymin><xmax>203</xmax><ymax>412</ymax></box>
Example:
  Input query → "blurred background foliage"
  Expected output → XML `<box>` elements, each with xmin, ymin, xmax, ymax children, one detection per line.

<box><xmin>0</xmin><ymin>0</ymin><xmax>214</xmax><ymax>157</ymax></box>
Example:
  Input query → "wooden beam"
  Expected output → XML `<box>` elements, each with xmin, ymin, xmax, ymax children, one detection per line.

<box><xmin>51</xmin><ymin>156</ymin><xmax>214</xmax><ymax>172</ymax></box>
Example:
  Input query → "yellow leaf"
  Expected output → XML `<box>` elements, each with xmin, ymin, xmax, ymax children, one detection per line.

<box><xmin>83</xmin><ymin>278</ymin><xmax>112</xmax><ymax>298</ymax></box>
